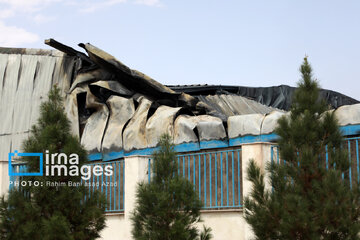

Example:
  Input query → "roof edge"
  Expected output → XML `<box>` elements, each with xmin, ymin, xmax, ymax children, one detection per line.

<box><xmin>0</xmin><ymin>47</ymin><xmax>66</xmax><ymax>57</ymax></box>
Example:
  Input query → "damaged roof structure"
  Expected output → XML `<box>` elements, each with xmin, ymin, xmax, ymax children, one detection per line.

<box><xmin>1</xmin><ymin>39</ymin><xmax>359</xmax><ymax>162</ymax></box>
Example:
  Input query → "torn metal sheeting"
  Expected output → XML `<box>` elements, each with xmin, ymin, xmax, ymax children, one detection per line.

<box><xmin>261</xmin><ymin>111</ymin><xmax>286</xmax><ymax>135</ymax></box>
<box><xmin>228</xmin><ymin>114</ymin><xmax>264</xmax><ymax>138</ymax></box>
<box><xmin>174</xmin><ymin>115</ymin><xmax>226</xmax><ymax>144</ymax></box>
<box><xmin>69</xmin><ymin>68</ymin><xmax>114</xmax><ymax>93</ymax></box>
<box><xmin>102</xmin><ymin>96</ymin><xmax>135</xmax><ymax>153</ymax></box>
<box><xmin>80</xmin><ymin>103</ymin><xmax>109</xmax><ymax>153</ymax></box>
<box><xmin>79</xmin><ymin>43</ymin><xmax>179</xmax><ymax>100</ymax></box>
<box><xmin>335</xmin><ymin>103</ymin><xmax>360</xmax><ymax>126</ymax></box>
<box><xmin>0</xmin><ymin>47</ymin><xmax>66</xmax><ymax>57</ymax></box>
<box><xmin>122</xmin><ymin>97</ymin><xmax>152</xmax><ymax>152</ymax></box>
<box><xmin>85</xmin><ymin>86</ymin><xmax>105</xmax><ymax>110</ymax></box>
<box><xmin>174</xmin><ymin>115</ymin><xmax>200</xmax><ymax>145</ymax></box>
<box><xmin>145</xmin><ymin>106</ymin><xmax>182</xmax><ymax>148</ymax></box>
<box><xmin>90</xmin><ymin>80</ymin><xmax>134</xmax><ymax>97</ymax></box>
<box><xmin>169</xmin><ymin>84</ymin><xmax>359</xmax><ymax>111</ymax></box>
<box><xmin>65</xmin><ymin>87</ymin><xmax>88</xmax><ymax>137</ymax></box>
<box><xmin>2</xmin><ymin>40</ymin><xmax>360</xmax><ymax>161</ymax></box>
<box><xmin>197</xmin><ymin>120</ymin><xmax>227</xmax><ymax>141</ymax></box>
<box><xmin>197</xmin><ymin>94</ymin><xmax>279</xmax><ymax>118</ymax></box>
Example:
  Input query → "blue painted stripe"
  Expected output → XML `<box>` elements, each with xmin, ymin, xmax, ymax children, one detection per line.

<box><xmin>356</xmin><ymin>140</ymin><xmax>360</xmax><ymax>184</ymax></box>
<box><xmin>340</xmin><ymin>124</ymin><xmax>360</xmax><ymax>136</ymax></box>
<box><xmin>118</xmin><ymin>162</ymin><xmax>121</xmax><ymax>210</ymax></box>
<box><xmin>226</xmin><ymin>152</ymin><xmax>229</xmax><ymax>206</ymax></box>
<box><xmin>122</xmin><ymin>161</ymin><xmax>125</xmax><ymax>210</ymax></box>
<box><xmin>348</xmin><ymin>140</ymin><xmax>352</xmax><ymax>189</ymax></box>
<box><xmin>148</xmin><ymin>159</ymin><xmax>151</xmax><ymax>183</ymax></box>
<box><xmin>125</xmin><ymin>147</ymin><xmax>159</xmax><ymax>157</ymax></box>
<box><xmin>260</xmin><ymin>133</ymin><xmax>279</xmax><ymax>142</ymax></box>
<box><xmin>88</xmin><ymin>124</ymin><xmax>360</xmax><ymax>161</ymax></box>
<box><xmin>204</xmin><ymin>154</ymin><xmax>207</xmax><ymax>206</ymax></box>
<box><xmin>199</xmin><ymin>155</ymin><xmax>201</xmax><ymax>200</ymax></box>
<box><xmin>215</xmin><ymin>153</ymin><xmax>218</xmax><ymax>207</ymax></box>
<box><xmin>232</xmin><ymin>151</ymin><xmax>235</xmax><ymax>206</ymax></box>
<box><xmin>229</xmin><ymin>133</ymin><xmax>278</xmax><ymax>146</ymax></box>
<box><xmin>113</xmin><ymin>162</ymin><xmax>116</xmax><ymax>210</ymax></box>
<box><xmin>193</xmin><ymin>155</ymin><xmax>196</xmax><ymax>191</ymax></box>
<box><xmin>174</xmin><ymin>142</ymin><xmax>200</xmax><ymax>152</ymax></box>
<box><xmin>103</xmin><ymin>151</ymin><xmax>124</xmax><ymax>161</ymax></box>
<box><xmin>88</xmin><ymin>153</ymin><xmax>102</xmax><ymax>161</ymax></box>
<box><xmin>220</xmin><ymin>152</ymin><xmax>223</xmax><ymax>206</ymax></box>
<box><xmin>325</xmin><ymin>145</ymin><xmax>329</xmax><ymax>170</ymax></box>
<box><xmin>237</xmin><ymin>150</ymin><xmax>241</xmax><ymax>205</ymax></box>
<box><xmin>188</xmin><ymin>156</ymin><xmax>190</xmax><ymax>181</ymax></box>
<box><xmin>200</xmin><ymin>139</ymin><xmax>228</xmax><ymax>149</ymax></box>
<box><xmin>209</xmin><ymin>154</ymin><xmax>212</xmax><ymax>207</ymax></box>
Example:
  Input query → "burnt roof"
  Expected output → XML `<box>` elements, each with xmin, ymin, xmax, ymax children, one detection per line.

<box><xmin>167</xmin><ymin>84</ymin><xmax>359</xmax><ymax>111</ymax></box>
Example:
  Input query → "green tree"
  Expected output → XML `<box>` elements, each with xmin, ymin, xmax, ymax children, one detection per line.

<box><xmin>0</xmin><ymin>86</ymin><xmax>106</xmax><ymax>240</ymax></box>
<box><xmin>131</xmin><ymin>134</ymin><xmax>212</xmax><ymax>240</ymax></box>
<box><xmin>244</xmin><ymin>57</ymin><xmax>360</xmax><ymax>239</ymax></box>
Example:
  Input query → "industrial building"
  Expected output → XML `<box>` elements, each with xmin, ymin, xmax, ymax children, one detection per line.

<box><xmin>1</xmin><ymin>39</ymin><xmax>359</xmax><ymax>239</ymax></box>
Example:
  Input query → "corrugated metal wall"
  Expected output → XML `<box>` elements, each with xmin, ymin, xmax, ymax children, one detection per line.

<box><xmin>0</xmin><ymin>49</ymin><xmax>75</xmax><ymax>161</ymax></box>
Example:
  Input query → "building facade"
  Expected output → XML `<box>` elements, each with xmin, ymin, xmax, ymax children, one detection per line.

<box><xmin>1</xmin><ymin>40</ymin><xmax>360</xmax><ymax>239</ymax></box>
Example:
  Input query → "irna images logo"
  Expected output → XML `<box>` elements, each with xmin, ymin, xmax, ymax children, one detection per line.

<box><xmin>8</xmin><ymin>150</ymin><xmax>113</xmax><ymax>180</ymax></box>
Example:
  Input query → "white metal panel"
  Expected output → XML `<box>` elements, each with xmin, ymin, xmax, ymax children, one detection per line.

<box><xmin>102</xmin><ymin>96</ymin><xmax>135</xmax><ymax>152</ymax></box>
<box><xmin>11</xmin><ymin>132</ymin><xmax>29</xmax><ymax>153</ymax></box>
<box><xmin>197</xmin><ymin>120</ymin><xmax>226</xmax><ymax>141</ymax></box>
<box><xmin>0</xmin><ymin>55</ymin><xmax>21</xmax><ymax>135</ymax></box>
<box><xmin>145</xmin><ymin>105</ymin><xmax>182</xmax><ymax>148</ymax></box>
<box><xmin>335</xmin><ymin>103</ymin><xmax>360</xmax><ymax>126</ymax></box>
<box><xmin>227</xmin><ymin>114</ymin><xmax>264</xmax><ymax>138</ymax></box>
<box><xmin>173</xmin><ymin>115</ymin><xmax>199</xmax><ymax>144</ymax></box>
<box><xmin>12</xmin><ymin>55</ymin><xmax>38</xmax><ymax>134</ymax></box>
<box><xmin>0</xmin><ymin>52</ymin><xmax>76</xmax><ymax>162</ymax></box>
<box><xmin>51</xmin><ymin>56</ymin><xmax>74</xmax><ymax>97</ymax></box>
<box><xmin>122</xmin><ymin>97</ymin><xmax>152</xmax><ymax>152</ymax></box>
<box><xmin>261</xmin><ymin>111</ymin><xmax>286</xmax><ymax>135</ymax></box>
<box><xmin>80</xmin><ymin>104</ymin><xmax>109</xmax><ymax>153</ymax></box>
<box><xmin>0</xmin><ymin>54</ymin><xmax>9</xmax><ymax>95</ymax></box>
<box><xmin>29</xmin><ymin>56</ymin><xmax>56</xmax><ymax>126</ymax></box>
<box><xmin>0</xmin><ymin>135</ymin><xmax>11</xmax><ymax>161</ymax></box>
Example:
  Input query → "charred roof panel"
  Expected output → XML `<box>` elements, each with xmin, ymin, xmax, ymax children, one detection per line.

<box><xmin>168</xmin><ymin>84</ymin><xmax>359</xmax><ymax>111</ymax></box>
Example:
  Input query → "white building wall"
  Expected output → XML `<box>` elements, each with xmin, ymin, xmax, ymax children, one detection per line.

<box><xmin>99</xmin><ymin>143</ymin><xmax>273</xmax><ymax>240</ymax></box>
<box><xmin>0</xmin><ymin>161</ymin><xmax>9</xmax><ymax>197</ymax></box>
<box><xmin>0</xmin><ymin>144</ymin><xmax>273</xmax><ymax>240</ymax></box>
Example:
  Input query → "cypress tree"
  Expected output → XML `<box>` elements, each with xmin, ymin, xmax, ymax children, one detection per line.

<box><xmin>244</xmin><ymin>57</ymin><xmax>360</xmax><ymax>239</ymax></box>
<box><xmin>0</xmin><ymin>86</ymin><xmax>106</xmax><ymax>240</ymax></box>
<box><xmin>131</xmin><ymin>134</ymin><xmax>212</xmax><ymax>240</ymax></box>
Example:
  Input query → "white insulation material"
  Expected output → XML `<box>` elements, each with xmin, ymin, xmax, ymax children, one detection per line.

<box><xmin>261</xmin><ymin>111</ymin><xmax>286</xmax><ymax>135</ymax></box>
<box><xmin>335</xmin><ymin>103</ymin><xmax>360</xmax><ymax>126</ymax></box>
<box><xmin>122</xmin><ymin>97</ymin><xmax>152</xmax><ymax>152</ymax></box>
<box><xmin>228</xmin><ymin>114</ymin><xmax>264</xmax><ymax>138</ymax></box>
<box><xmin>145</xmin><ymin>106</ymin><xmax>182</xmax><ymax>148</ymax></box>
<box><xmin>102</xmin><ymin>96</ymin><xmax>135</xmax><ymax>153</ymax></box>
<box><xmin>80</xmin><ymin>104</ymin><xmax>109</xmax><ymax>153</ymax></box>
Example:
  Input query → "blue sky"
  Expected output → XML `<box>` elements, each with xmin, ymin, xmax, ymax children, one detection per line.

<box><xmin>1</xmin><ymin>0</ymin><xmax>359</xmax><ymax>100</ymax></box>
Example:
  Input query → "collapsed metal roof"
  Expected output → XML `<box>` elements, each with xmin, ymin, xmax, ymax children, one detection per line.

<box><xmin>1</xmin><ymin>39</ymin><xmax>360</xmax><ymax>161</ymax></box>
<box><xmin>168</xmin><ymin>84</ymin><xmax>359</xmax><ymax>111</ymax></box>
